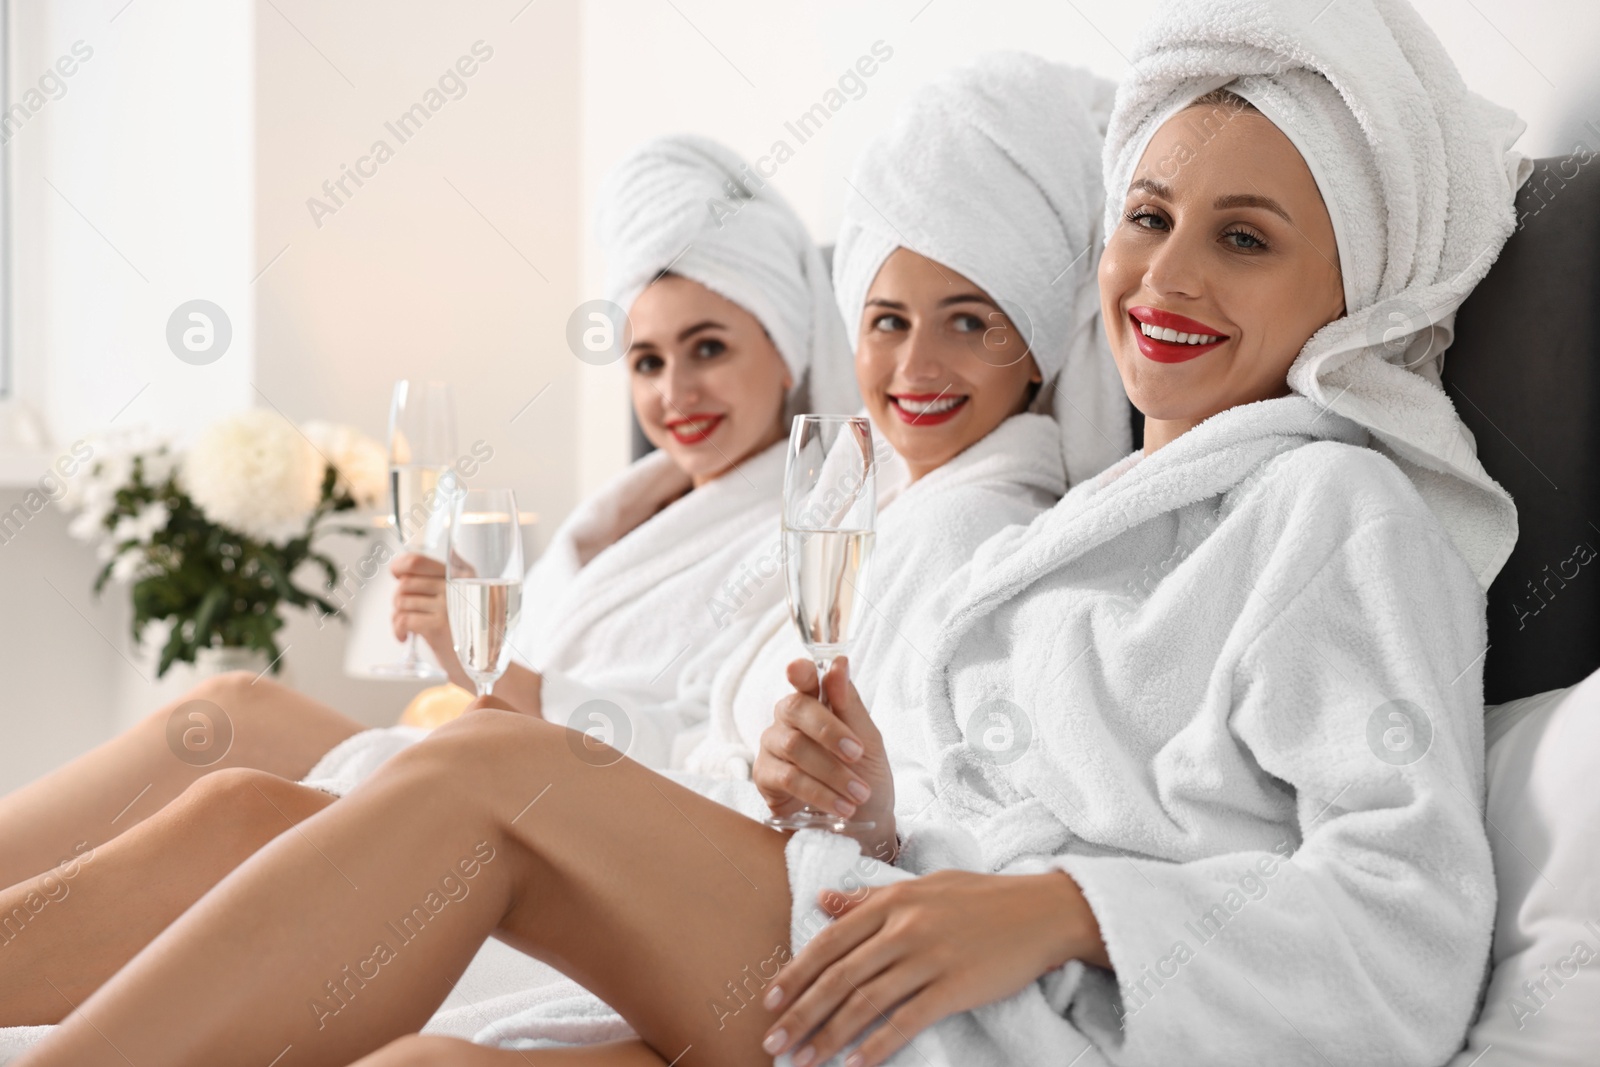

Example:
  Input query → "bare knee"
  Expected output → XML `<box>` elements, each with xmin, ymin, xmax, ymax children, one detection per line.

<box><xmin>352</xmin><ymin>1033</ymin><xmax>490</xmax><ymax>1066</ymax></box>
<box><xmin>377</xmin><ymin>709</ymin><xmax>569</xmax><ymax>811</ymax></box>
<box><xmin>171</xmin><ymin>767</ymin><xmax>333</xmax><ymax>836</ymax></box>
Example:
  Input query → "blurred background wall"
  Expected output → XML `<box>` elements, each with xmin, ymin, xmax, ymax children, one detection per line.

<box><xmin>3</xmin><ymin>0</ymin><xmax>1597</xmax><ymax>791</ymax></box>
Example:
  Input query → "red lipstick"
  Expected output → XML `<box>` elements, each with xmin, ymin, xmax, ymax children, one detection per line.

<box><xmin>888</xmin><ymin>392</ymin><xmax>969</xmax><ymax>426</ymax></box>
<box><xmin>664</xmin><ymin>413</ymin><xmax>724</xmax><ymax>445</ymax></box>
<box><xmin>1128</xmin><ymin>306</ymin><xmax>1229</xmax><ymax>364</ymax></box>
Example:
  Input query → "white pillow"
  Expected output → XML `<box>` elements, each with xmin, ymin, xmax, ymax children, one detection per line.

<box><xmin>1448</xmin><ymin>672</ymin><xmax>1600</xmax><ymax>1065</ymax></box>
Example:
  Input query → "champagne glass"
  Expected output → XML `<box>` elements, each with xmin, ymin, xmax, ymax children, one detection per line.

<box><xmin>446</xmin><ymin>488</ymin><xmax>525</xmax><ymax>698</ymax></box>
<box><xmin>373</xmin><ymin>379</ymin><xmax>456</xmax><ymax>680</ymax></box>
<box><xmin>768</xmin><ymin>415</ymin><xmax>877</xmax><ymax>833</ymax></box>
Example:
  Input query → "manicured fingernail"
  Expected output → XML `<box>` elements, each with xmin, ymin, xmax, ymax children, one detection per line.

<box><xmin>794</xmin><ymin>1047</ymin><xmax>817</xmax><ymax>1067</ymax></box>
<box><xmin>762</xmin><ymin>1029</ymin><xmax>788</xmax><ymax>1054</ymax></box>
<box><xmin>839</xmin><ymin>737</ymin><xmax>864</xmax><ymax>759</ymax></box>
<box><xmin>763</xmin><ymin>984</ymin><xmax>783</xmax><ymax>1009</ymax></box>
<box><xmin>834</xmin><ymin>798</ymin><xmax>857</xmax><ymax>816</ymax></box>
<box><xmin>844</xmin><ymin>1054</ymin><xmax>865</xmax><ymax>1067</ymax></box>
<box><xmin>847</xmin><ymin>779</ymin><xmax>871</xmax><ymax>802</ymax></box>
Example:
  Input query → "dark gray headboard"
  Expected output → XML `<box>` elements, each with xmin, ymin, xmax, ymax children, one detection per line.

<box><xmin>1446</xmin><ymin>154</ymin><xmax>1600</xmax><ymax>703</ymax></box>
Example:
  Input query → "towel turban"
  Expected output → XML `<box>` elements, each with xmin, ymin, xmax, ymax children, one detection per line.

<box><xmin>1104</xmin><ymin>0</ymin><xmax>1532</xmax><ymax>587</ymax></box>
<box><xmin>597</xmin><ymin>134</ymin><xmax>859</xmax><ymax>416</ymax></box>
<box><xmin>832</xmin><ymin>52</ymin><xmax>1133</xmax><ymax>487</ymax></box>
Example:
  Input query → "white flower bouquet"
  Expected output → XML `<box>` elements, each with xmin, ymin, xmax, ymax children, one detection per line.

<box><xmin>64</xmin><ymin>411</ymin><xmax>386</xmax><ymax>677</ymax></box>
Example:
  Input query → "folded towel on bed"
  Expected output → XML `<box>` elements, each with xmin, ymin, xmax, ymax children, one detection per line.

<box><xmin>1101</xmin><ymin>0</ymin><xmax>1531</xmax><ymax>587</ymax></box>
<box><xmin>830</xmin><ymin>51</ymin><xmax>1130</xmax><ymax>487</ymax></box>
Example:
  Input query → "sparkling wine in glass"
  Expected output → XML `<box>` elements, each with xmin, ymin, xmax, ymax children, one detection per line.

<box><xmin>373</xmin><ymin>379</ymin><xmax>456</xmax><ymax>680</ymax></box>
<box><xmin>768</xmin><ymin>414</ymin><xmax>877</xmax><ymax>834</ymax></box>
<box><xmin>446</xmin><ymin>488</ymin><xmax>524</xmax><ymax>698</ymax></box>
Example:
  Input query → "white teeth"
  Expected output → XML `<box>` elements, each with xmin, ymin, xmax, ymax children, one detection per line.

<box><xmin>896</xmin><ymin>396</ymin><xmax>963</xmax><ymax>415</ymax></box>
<box><xmin>1139</xmin><ymin>321</ymin><xmax>1221</xmax><ymax>345</ymax></box>
<box><xmin>674</xmin><ymin>417</ymin><xmax>717</xmax><ymax>434</ymax></box>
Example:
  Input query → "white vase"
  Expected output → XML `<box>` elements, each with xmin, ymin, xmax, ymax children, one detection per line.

<box><xmin>193</xmin><ymin>646</ymin><xmax>273</xmax><ymax>676</ymax></box>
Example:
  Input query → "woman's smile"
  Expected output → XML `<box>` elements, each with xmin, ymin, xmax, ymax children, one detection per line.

<box><xmin>663</xmin><ymin>412</ymin><xmax>725</xmax><ymax>445</ymax></box>
<box><xmin>887</xmin><ymin>391</ymin><xmax>970</xmax><ymax>426</ymax></box>
<box><xmin>1128</xmin><ymin>306</ymin><xmax>1230</xmax><ymax>364</ymax></box>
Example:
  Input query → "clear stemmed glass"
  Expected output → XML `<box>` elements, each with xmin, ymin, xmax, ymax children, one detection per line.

<box><xmin>445</xmin><ymin>488</ymin><xmax>525</xmax><ymax>698</ymax></box>
<box><xmin>373</xmin><ymin>380</ymin><xmax>456</xmax><ymax>680</ymax></box>
<box><xmin>767</xmin><ymin>414</ymin><xmax>878</xmax><ymax>833</ymax></box>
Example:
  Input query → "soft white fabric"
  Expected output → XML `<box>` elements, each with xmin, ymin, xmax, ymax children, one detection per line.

<box><xmin>304</xmin><ymin>441</ymin><xmax>788</xmax><ymax>792</ymax></box>
<box><xmin>1102</xmin><ymin>0</ymin><xmax>1530</xmax><ymax>588</ymax></box>
<box><xmin>1449</xmin><ymin>672</ymin><xmax>1600</xmax><ymax>1066</ymax></box>
<box><xmin>478</xmin><ymin>411</ymin><xmax>1067</xmax><ymax>1051</ymax></box>
<box><xmin>687</xmin><ymin>411</ymin><xmax>1066</xmax><ymax>779</ymax></box>
<box><xmin>786</xmin><ymin>394</ymin><xmax>1495</xmax><ymax>1066</ymax></box>
<box><xmin>0</xmin><ymin>1027</ymin><xmax>48</xmax><ymax>1065</ymax></box>
<box><xmin>599</xmin><ymin>134</ymin><xmax>859</xmax><ymax>416</ymax></box>
<box><xmin>831</xmin><ymin>51</ymin><xmax>1130</xmax><ymax>487</ymax></box>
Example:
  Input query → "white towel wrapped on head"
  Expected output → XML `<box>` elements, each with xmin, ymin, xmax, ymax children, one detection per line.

<box><xmin>1101</xmin><ymin>0</ymin><xmax>1531</xmax><ymax>587</ymax></box>
<box><xmin>598</xmin><ymin>134</ymin><xmax>859</xmax><ymax>416</ymax></box>
<box><xmin>831</xmin><ymin>52</ymin><xmax>1130</xmax><ymax>487</ymax></box>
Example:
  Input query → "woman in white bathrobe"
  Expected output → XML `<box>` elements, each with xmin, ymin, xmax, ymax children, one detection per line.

<box><xmin>13</xmin><ymin>3</ymin><xmax>1521</xmax><ymax>1065</ymax></box>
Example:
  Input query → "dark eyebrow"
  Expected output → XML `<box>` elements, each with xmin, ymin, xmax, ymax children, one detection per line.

<box><xmin>1128</xmin><ymin>177</ymin><xmax>1293</xmax><ymax>224</ymax></box>
<box><xmin>676</xmin><ymin>320</ymin><xmax>726</xmax><ymax>343</ymax></box>
<box><xmin>1213</xmin><ymin>193</ymin><xmax>1293</xmax><ymax>224</ymax></box>
<box><xmin>937</xmin><ymin>292</ymin><xmax>997</xmax><ymax>309</ymax></box>
<box><xmin>1128</xmin><ymin>177</ymin><xmax>1173</xmax><ymax>199</ymax></box>
<box><xmin>864</xmin><ymin>294</ymin><xmax>996</xmax><ymax>312</ymax></box>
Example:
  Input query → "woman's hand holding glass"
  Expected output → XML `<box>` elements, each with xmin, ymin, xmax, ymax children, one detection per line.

<box><xmin>390</xmin><ymin>553</ymin><xmax>463</xmax><ymax>683</ymax></box>
<box><xmin>754</xmin><ymin>656</ymin><xmax>897</xmax><ymax>860</ymax></box>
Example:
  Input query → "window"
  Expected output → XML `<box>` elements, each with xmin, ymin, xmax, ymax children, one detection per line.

<box><xmin>0</xmin><ymin>0</ymin><xmax>11</xmax><ymax>402</ymax></box>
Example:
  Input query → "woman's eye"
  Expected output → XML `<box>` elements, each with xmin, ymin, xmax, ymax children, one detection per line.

<box><xmin>952</xmin><ymin>313</ymin><xmax>986</xmax><ymax>333</ymax></box>
<box><xmin>871</xmin><ymin>313</ymin><xmax>908</xmax><ymax>332</ymax></box>
<box><xmin>631</xmin><ymin>353</ymin><xmax>663</xmax><ymax>374</ymax></box>
<box><xmin>1125</xmin><ymin>208</ymin><xmax>1170</xmax><ymax>232</ymax></box>
<box><xmin>693</xmin><ymin>338</ymin><xmax>727</xmax><ymax>359</ymax></box>
<box><xmin>1222</xmin><ymin>228</ymin><xmax>1267</xmax><ymax>251</ymax></box>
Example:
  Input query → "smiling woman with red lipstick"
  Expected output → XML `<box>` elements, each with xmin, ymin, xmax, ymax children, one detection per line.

<box><xmin>625</xmin><ymin>273</ymin><xmax>793</xmax><ymax>489</ymax></box>
<box><xmin>853</xmin><ymin>248</ymin><xmax>1044</xmax><ymax>482</ymax></box>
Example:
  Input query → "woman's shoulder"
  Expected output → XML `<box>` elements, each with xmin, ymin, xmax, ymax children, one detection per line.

<box><xmin>1226</xmin><ymin>437</ymin><xmax>1480</xmax><ymax>595</ymax></box>
<box><xmin>1238</xmin><ymin>437</ymin><xmax>1441</xmax><ymax>531</ymax></box>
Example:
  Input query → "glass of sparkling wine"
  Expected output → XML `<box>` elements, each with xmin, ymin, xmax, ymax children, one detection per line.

<box><xmin>768</xmin><ymin>414</ymin><xmax>877</xmax><ymax>834</ymax></box>
<box><xmin>446</xmin><ymin>488</ymin><xmax>524</xmax><ymax>698</ymax></box>
<box><xmin>373</xmin><ymin>379</ymin><xmax>457</xmax><ymax>680</ymax></box>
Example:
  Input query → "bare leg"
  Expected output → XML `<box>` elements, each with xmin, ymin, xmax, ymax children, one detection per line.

<box><xmin>351</xmin><ymin>1035</ymin><xmax>666</xmax><ymax>1065</ymax></box>
<box><xmin>0</xmin><ymin>768</ymin><xmax>334</xmax><ymax>1024</ymax></box>
<box><xmin>0</xmin><ymin>672</ymin><xmax>364</xmax><ymax>887</ymax></box>
<box><xmin>17</xmin><ymin>709</ymin><xmax>798</xmax><ymax>1067</ymax></box>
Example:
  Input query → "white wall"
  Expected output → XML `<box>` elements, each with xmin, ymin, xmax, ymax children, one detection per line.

<box><xmin>573</xmin><ymin>0</ymin><xmax>1600</xmax><ymax>488</ymax></box>
<box><xmin>250</xmin><ymin>0</ymin><xmax>583</xmax><ymax>725</ymax></box>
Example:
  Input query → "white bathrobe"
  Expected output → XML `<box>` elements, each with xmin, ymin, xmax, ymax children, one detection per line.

<box><xmin>783</xmin><ymin>395</ymin><xmax>1494</xmax><ymax>1067</ymax></box>
<box><xmin>303</xmin><ymin>440</ymin><xmax>788</xmax><ymax>792</ymax></box>
<box><xmin>475</xmin><ymin>411</ymin><xmax>1070</xmax><ymax>1049</ymax></box>
<box><xmin>682</xmin><ymin>411</ymin><xmax>1065</xmax><ymax>782</ymax></box>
